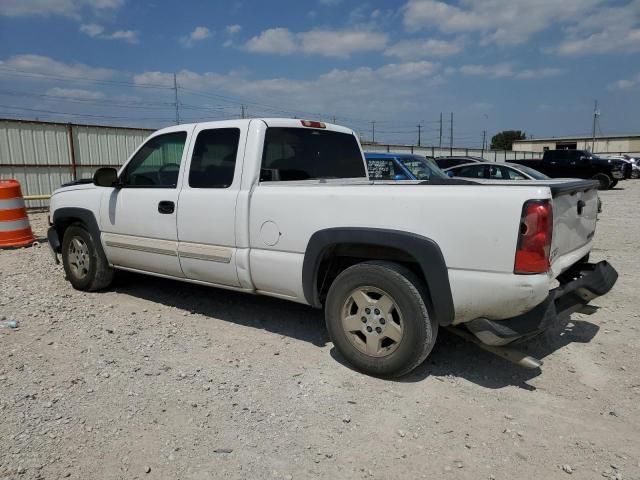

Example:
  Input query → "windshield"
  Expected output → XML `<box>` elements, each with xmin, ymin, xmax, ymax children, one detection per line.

<box><xmin>509</xmin><ymin>164</ymin><xmax>549</xmax><ymax>180</ymax></box>
<box><xmin>397</xmin><ymin>155</ymin><xmax>448</xmax><ymax>180</ymax></box>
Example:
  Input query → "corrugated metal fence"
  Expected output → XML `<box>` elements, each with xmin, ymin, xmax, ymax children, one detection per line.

<box><xmin>362</xmin><ymin>143</ymin><xmax>540</xmax><ymax>161</ymax></box>
<box><xmin>0</xmin><ymin>118</ymin><xmax>152</xmax><ymax>207</ymax></box>
<box><xmin>0</xmin><ymin>118</ymin><xmax>546</xmax><ymax>207</ymax></box>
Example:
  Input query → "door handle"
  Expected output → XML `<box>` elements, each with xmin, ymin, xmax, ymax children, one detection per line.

<box><xmin>158</xmin><ymin>201</ymin><xmax>175</xmax><ymax>214</ymax></box>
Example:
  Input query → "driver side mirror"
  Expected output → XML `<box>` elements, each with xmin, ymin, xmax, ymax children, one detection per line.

<box><xmin>93</xmin><ymin>167</ymin><xmax>120</xmax><ymax>188</ymax></box>
<box><xmin>446</xmin><ymin>170</ymin><xmax>455</xmax><ymax>177</ymax></box>
<box><xmin>393</xmin><ymin>173</ymin><xmax>409</xmax><ymax>180</ymax></box>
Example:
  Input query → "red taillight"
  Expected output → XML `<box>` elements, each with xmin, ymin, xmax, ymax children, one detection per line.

<box><xmin>514</xmin><ymin>200</ymin><xmax>553</xmax><ymax>274</ymax></box>
<box><xmin>300</xmin><ymin>120</ymin><xmax>326</xmax><ymax>129</ymax></box>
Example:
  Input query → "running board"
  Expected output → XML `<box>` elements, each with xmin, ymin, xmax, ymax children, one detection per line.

<box><xmin>446</xmin><ymin>327</ymin><xmax>543</xmax><ymax>370</ymax></box>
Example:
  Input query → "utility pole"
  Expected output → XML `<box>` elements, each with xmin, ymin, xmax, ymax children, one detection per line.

<box><xmin>449</xmin><ymin>112</ymin><xmax>454</xmax><ymax>155</ymax></box>
<box><xmin>173</xmin><ymin>73</ymin><xmax>180</xmax><ymax>125</ymax></box>
<box><xmin>591</xmin><ymin>100</ymin><xmax>599</xmax><ymax>153</ymax></box>
<box><xmin>241</xmin><ymin>104</ymin><xmax>246</xmax><ymax>119</ymax></box>
<box><xmin>481</xmin><ymin>129</ymin><xmax>486</xmax><ymax>154</ymax></box>
<box><xmin>439</xmin><ymin>112</ymin><xmax>443</xmax><ymax>148</ymax></box>
<box><xmin>331</xmin><ymin>115</ymin><xmax>337</xmax><ymax>124</ymax></box>
<box><xmin>417</xmin><ymin>124</ymin><xmax>422</xmax><ymax>146</ymax></box>
<box><xmin>371</xmin><ymin>121</ymin><xmax>376</xmax><ymax>144</ymax></box>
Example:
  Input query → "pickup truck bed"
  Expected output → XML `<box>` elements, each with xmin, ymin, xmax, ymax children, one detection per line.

<box><xmin>47</xmin><ymin>118</ymin><xmax>618</xmax><ymax>377</ymax></box>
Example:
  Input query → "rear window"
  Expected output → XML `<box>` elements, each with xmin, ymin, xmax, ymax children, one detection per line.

<box><xmin>260</xmin><ymin>127</ymin><xmax>365</xmax><ymax>181</ymax></box>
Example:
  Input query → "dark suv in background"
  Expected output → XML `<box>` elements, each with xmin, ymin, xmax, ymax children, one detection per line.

<box><xmin>512</xmin><ymin>150</ymin><xmax>630</xmax><ymax>189</ymax></box>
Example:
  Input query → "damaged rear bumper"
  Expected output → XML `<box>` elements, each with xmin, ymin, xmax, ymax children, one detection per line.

<box><xmin>466</xmin><ymin>261</ymin><xmax>618</xmax><ymax>346</ymax></box>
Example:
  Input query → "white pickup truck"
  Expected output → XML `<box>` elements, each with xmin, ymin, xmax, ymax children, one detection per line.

<box><xmin>47</xmin><ymin>118</ymin><xmax>617</xmax><ymax>377</ymax></box>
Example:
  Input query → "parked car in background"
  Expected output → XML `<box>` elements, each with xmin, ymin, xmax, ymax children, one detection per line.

<box><xmin>435</xmin><ymin>156</ymin><xmax>486</xmax><ymax>169</ymax></box>
<box><xmin>605</xmin><ymin>155</ymin><xmax>639</xmax><ymax>179</ymax></box>
<box><xmin>512</xmin><ymin>150</ymin><xmax>630</xmax><ymax>190</ymax></box>
<box><xmin>365</xmin><ymin>153</ymin><xmax>448</xmax><ymax>181</ymax></box>
<box><xmin>445</xmin><ymin>162</ymin><xmax>549</xmax><ymax>180</ymax></box>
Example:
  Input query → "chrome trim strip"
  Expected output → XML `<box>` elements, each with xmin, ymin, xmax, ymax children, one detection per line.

<box><xmin>178</xmin><ymin>243</ymin><xmax>232</xmax><ymax>264</ymax></box>
<box><xmin>102</xmin><ymin>233</ymin><xmax>177</xmax><ymax>257</ymax></box>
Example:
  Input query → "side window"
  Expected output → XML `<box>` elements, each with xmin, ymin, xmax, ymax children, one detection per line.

<box><xmin>260</xmin><ymin>127</ymin><xmax>365</xmax><ymax>181</ymax></box>
<box><xmin>505</xmin><ymin>167</ymin><xmax>526</xmax><ymax>180</ymax></box>
<box><xmin>367</xmin><ymin>159</ymin><xmax>397</xmax><ymax>180</ymax></box>
<box><xmin>121</xmin><ymin>132</ymin><xmax>187</xmax><ymax>187</ymax></box>
<box><xmin>189</xmin><ymin>128</ymin><xmax>240</xmax><ymax>188</ymax></box>
<box><xmin>489</xmin><ymin>165</ymin><xmax>504</xmax><ymax>179</ymax></box>
<box><xmin>456</xmin><ymin>165</ymin><xmax>485</xmax><ymax>178</ymax></box>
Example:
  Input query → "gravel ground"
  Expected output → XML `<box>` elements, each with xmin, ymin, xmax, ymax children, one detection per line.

<box><xmin>1</xmin><ymin>182</ymin><xmax>639</xmax><ymax>480</ymax></box>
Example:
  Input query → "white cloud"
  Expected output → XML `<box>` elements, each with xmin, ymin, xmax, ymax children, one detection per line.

<box><xmin>108</xmin><ymin>30</ymin><xmax>138</xmax><ymax>43</ymax></box>
<box><xmin>80</xmin><ymin>23</ymin><xmax>104</xmax><ymax>37</ymax></box>
<box><xmin>0</xmin><ymin>0</ymin><xmax>124</xmax><ymax>18</ymax></box>
<box><xmin>180</xmin><ymin>26</ymin><xmax>212</xmax><ymax>47</ymax></box>
<box><xmin>132</xmin><ymin>61</ymin><xmax>441</xmax><ymax>123</ymax></box>
<box><xmin>459</xmin><ymin>63</ymin><xmax>514</xmax><ymax>78</ymax></box>
<box><xmin>457</xmin><ymin>63</ymin><xmax>564</xmax><ymax>79</ymax></box>
<box><xmin>402</xmin><ymin>0</ymin><xmax>602</xmax><ymax>45</ymax></box>
<box><xmin>80</xmin><ymin>24</ymin><xmax>139</xmax><ymax>43</ymax></box>
<box><xmin>515</xmin><ymin>67</ymin><xmax>564</xmax><ymax>79</ymax></box>
<box><xmin>300</xmin><ymin>30</ymin><xmax>388</xmax><ymax>57</ymax></box>
<box><xmin>377</xmin><ymin>61</ymin><xmax>438</xmax><ymax>79</ymax></box>
<box><xmin>245</xmin><ymin>28</ymin><xmax>388</xmax><ymax>58</ymax></box>
<box><xmin>385</xmin><ymin>37</ymin><xmax>463</xmax><ymax>59</ymax></box>
<box><xmin>226</xmin><ymin>24</ymin><xmax>242</xmax><ymax>35</ymax></box>
<box><xmin>554</xmin><ymin>1</ymin><xmax>640</xmax><ymax>55</ymax></box>
<box><xmin>0</xmin><ymin>54</ymin><xmax>116</xmax><ymax>80</ymax></box>
<box><xmin>245</xmin><ymin>28</ymin><xmax>297</xmax><ymax>54</ymax></box>
<box><xmin>46</xmin><ymin>87</ymin><xmax>105</xmax><ymax>100</ymax></box>
<box><xmin>608</xmin><ymin>72</ymin><xmax>640</xmax><ymax>90</ymax></box>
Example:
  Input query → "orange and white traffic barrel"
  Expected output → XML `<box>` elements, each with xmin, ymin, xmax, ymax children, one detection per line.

<box><xmin>0</xmin><ymin>179</ymin><xmax>35</xmax><ymax>248</ymax></box>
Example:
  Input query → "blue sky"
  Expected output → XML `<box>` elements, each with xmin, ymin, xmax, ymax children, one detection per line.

<box><xmin>0</xmin><ymin>0</ymin><xmax>639</xmax><ymax>147</ymax></box>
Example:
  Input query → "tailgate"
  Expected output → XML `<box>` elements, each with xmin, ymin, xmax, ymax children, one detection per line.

<box><xmin>461</xmin><ymin>178</ymin><xmax>600</xmax><ymax>274</ymax></box>
<box><xmin>549</xmin><ymin>180</ymin><xmax>599</xmax><ymax>270</ymax></box>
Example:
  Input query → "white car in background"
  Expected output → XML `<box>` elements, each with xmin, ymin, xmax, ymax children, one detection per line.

<box><xmin>606</xmin><ymin>155</ymin><xmax>639</xmax><ymax>178</ymax></box>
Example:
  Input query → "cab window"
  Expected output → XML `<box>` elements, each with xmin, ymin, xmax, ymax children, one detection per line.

<box><xmin>260</xmin><ymin>127</ymin><xmax>365</xmax><ymax>181</ymax></box>
<box><xmin>189</xmin><ymin>128</ymin><xmax>240</xmax><ymax>188</ymax></box>
<box><xmin>121</xmin><ymin>132</ymin><xmax>187</xmax><ymax>187</ymax></box>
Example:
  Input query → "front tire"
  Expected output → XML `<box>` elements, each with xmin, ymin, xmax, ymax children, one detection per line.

<box><xmin>325</xmin><ymin>261</ymin><xmax>437</xmax><ymax>378</ymax></box>
<box><xmin>609</xmin><ymin>180</ymin><xmax>618</xmax><ymax>188</ymax></box>
<box><xmin>61</xmin><ymin>224</ymin><xmax>114</xmax><ymax>291</ymax></box>
<box><xmin>592</xmin><ymin>173</ymin><xmax>612</xmax><ymax>190</ymax></box>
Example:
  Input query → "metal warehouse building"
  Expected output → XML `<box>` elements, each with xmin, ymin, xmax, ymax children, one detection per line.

<box><xmin>513</xmin><ymin>134</ymin><xmax>640</xmax><ymax>155</ymax></box>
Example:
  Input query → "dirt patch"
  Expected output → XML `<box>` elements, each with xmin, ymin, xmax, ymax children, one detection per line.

<box><xmin>1</xmin><ymin>183</ymin><xmax>639</xmax><ymax>479</ymax></box>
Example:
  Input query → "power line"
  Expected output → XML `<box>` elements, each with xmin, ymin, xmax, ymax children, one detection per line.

<box><xmin>0</xmin><ymin>67</ymin><xmax>171</xmax><ymax>89</ymax></box>
<box><xmin>0</xmin><ymin>104</ymin><xmax>174</xmax><ymax>122</ymax></box>
<box><xmin>0</xmin><ymin>89</ymin><xmax>175</xmax><ymax>109</ymax></box>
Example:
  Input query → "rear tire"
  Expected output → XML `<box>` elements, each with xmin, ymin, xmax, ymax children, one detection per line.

<box><xmin>609</xmin><ymin>180</ymin><xmax>618</xmax><ymax>188</ymax></box>
<box><xmin>592</xmin><ymin>173</ymin><xmax>612</xmax><ymax>190</ymax></box>
<box><xmin>61</xmin><ymin>224</ymin><xmax>114</xmax><ymax>291</ymax></box>
<box><xmin>324</xmin><ymin>261</ymin><xmax>437</xmax><ymax>378</ymax></box>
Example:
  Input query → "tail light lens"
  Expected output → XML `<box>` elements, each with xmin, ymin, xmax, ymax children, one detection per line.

<box><xmin>514</xmin><ymin>200</ymin><xmax>553</xmax><ymax>274</ymax></box>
